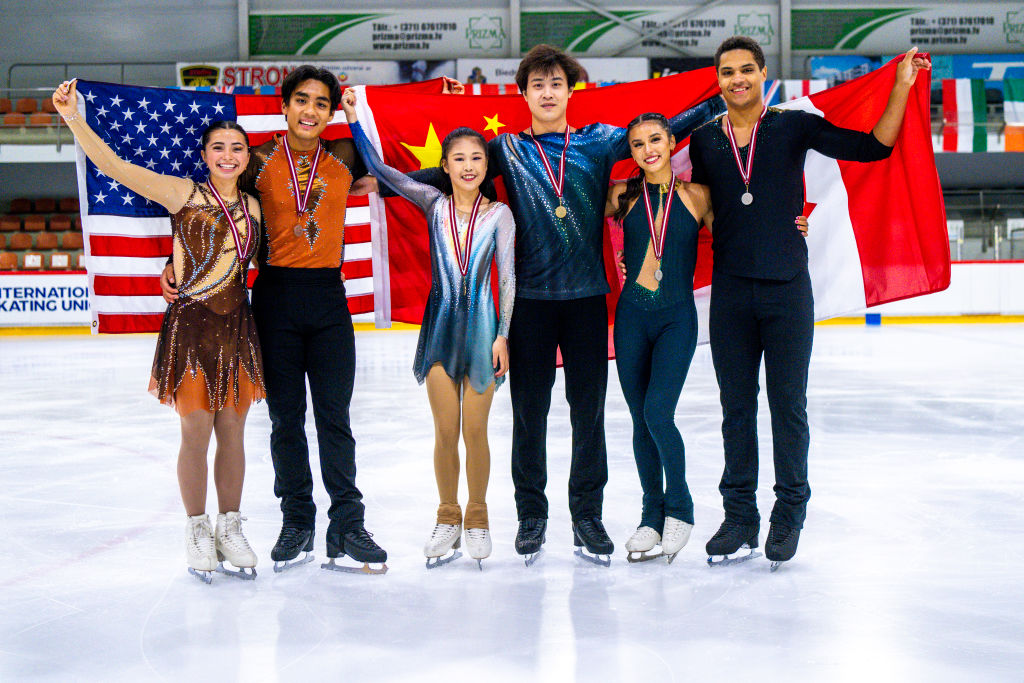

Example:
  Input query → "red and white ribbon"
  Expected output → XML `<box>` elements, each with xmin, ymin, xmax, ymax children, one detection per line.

<box><xmin>642</xmin><ymin>176</ymin><xmax>675</xmax><ymax>262</ymax></box>
<box><xmin>206</xmin><ymin>180</ymin><xmax>254</xmax><ymax>266</ymax></box>
<box><xmin>447</xmin><ymin>193</ymin><xmax>483</xmax><ymax>277</ymax></box>
<box><xmin>282</xmin><ymin>135</ymin><xmax>322</xmax><ymax>219</ymax></box>
<box><xmin>724</xmin><ymin>106</ymin><xmax>768</xmax><ymax>191</ymax></box>
<box><xmin>528</xmin><ymin>126</ymin><xmax>571</xmax><ymax>200</ymax></box>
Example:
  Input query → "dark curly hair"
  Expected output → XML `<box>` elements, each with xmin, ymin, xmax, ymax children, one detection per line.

<box><xmin>714</xmin><ymin>36</ymin><xmax>766</xmax><ymax>70</ymax></box>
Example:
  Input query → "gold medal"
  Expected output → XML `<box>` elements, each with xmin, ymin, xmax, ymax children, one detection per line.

<box><xmin>555</xmin><ymin>204</ymin><xmax>567</xmax><ymax>219</ymax></box>
<box><xmin>529</xmin><ymin>127</ymin><xmax>571</xmax><ymax>223</ymax></box>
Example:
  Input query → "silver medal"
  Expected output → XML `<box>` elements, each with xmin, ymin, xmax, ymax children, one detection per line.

<box><xmin>654</xmin><ymin>268</ymin><xmax>663</xmax><ymax>282</ymax></box>
<box><xmin>741</xmin><ymin>192</ymin><xmax>754</xmax><ymax>206</ymax></box>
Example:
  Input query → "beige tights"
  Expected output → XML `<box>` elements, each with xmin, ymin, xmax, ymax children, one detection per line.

<box><xmin>424</xmin><ymin>364</ymin><xmax>494</xmax><ymax>529</ymax></box>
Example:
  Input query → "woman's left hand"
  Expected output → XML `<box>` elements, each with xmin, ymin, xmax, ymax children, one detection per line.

<box><xmin>493</xmin><ymin>336</ymin><xmax>509</xmax><ymax>378</ymax></box>
<box><xmin>795</xmin><ymin>214</ymin><xmax>809</xmax><ymax>237</ymax></box>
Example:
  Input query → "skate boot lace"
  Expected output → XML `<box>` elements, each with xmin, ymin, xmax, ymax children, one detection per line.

<box><xmin>221</xmin><ymin>513</ymin><xmax>253</xmax><ymax>553</ymax></box>
<box><xmin>188</xmin><ymin>517</ymin><xmax>215</xmax><ymax>554</ymax></box>
<box><xmin>430</xmin><ymin>524</ymin><xmax>459</xmax><ymax>541</ymax></box>
<box><xmin>769</xmin><ymin>525</ymin><xmax>794</xmax><ymax>544</ymax></box>
<box><xmin>465</xmin><ymin>528</ymin><xmax>488</xmax><ymax>542</ymax></box>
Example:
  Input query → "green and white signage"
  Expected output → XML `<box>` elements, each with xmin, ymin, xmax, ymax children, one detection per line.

<box><xmin>520</xmin><ymin>5</ymin><xmax>779</xmax><ymax>56</ymax></box>
<box><xmin>248</xmin><ymin>10</ymin><xmax>510</xmax><ymax>58</ymax></box>
<box><xmin>794</xmin><ymin>4</ymin><xmax>1024</xmax><ymax>53</ymax></box>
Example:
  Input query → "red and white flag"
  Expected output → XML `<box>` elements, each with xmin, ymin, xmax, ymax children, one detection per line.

<box><xmin>357</xmin><ymin>59</ymin><xmax>948</xmax><ymax>342</ymax></box>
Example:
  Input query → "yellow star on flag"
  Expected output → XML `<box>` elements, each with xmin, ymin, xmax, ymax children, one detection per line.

<box><xmin>483</xmin><ymin>113</ymin><xmax>505</xmax><ymax>135</ymax></box>
<box><xmin>400</xmin><ymin>123</ymin><xmax>442</xmax><ymax>169</ymax></box>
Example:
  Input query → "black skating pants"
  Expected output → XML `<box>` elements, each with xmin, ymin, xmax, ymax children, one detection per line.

<box><xmin>709</xmin><ymin>270</ymin><xmax>813</xmax><ymax>530</ymax></box>
<box><xmin>251</xmin><ymin>265</ymin><xmax>364</xmax><ymax>533</ymax></box>
<box><xmin>508</xmin><ymin>295</ymin><xmax>608</xmax><ymax>523</ymax></box>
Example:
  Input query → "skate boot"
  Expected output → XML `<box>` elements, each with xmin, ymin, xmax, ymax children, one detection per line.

<box><xmin>625</xmin><ymin>526</ymin><xmax>663</xmax><ymax>563</ymax></box>
<box><xmin>765</xmin><ymin>523</ymin><xmax>801</xmax><ymax>572</ymax></box>
<box><xmin>186</xmin><ymin>514</ymin><xmax>217</xmax><ymax>584</ymax></box>
<box><xmin>424</xmin><ymin>523</ymin><xmax>462</xmax><ymax>569</ymax></box>
<box><xmin>214</xmin><ymin>512</ymin><xmax>257</xmax><ymax>580</ymax></box>
<box><xmin>515</xmin><ymin>518</ymin><xmax>547</xmax><ymax>567</ymax></box>
<box><xmin>464</xmin><ymin>528</ymin><xmax>491</xmax><ymax>570</ymax></box>
<box><xmin>573</xmin><ymin>518</ymin><xmax>614</xmax><ymax>567</ymax></box>
<box><xmin>322</xmin><ymin>525</ymin><xmax>388</xmax><ymax>574</ymax></box>
<box><xmin>271</xmin><ymin>526</ymin><xmax>315</xmax><ymax>573</ymax></box>
<box><xmin>661</xmin><ymin>517</ymin><xmax>693</xmax><ymax>564</ymax></box>
<box><xmin>705</xmin><ymin>520</ymin><xmax>761</xmax><ymax>567</ymax></box>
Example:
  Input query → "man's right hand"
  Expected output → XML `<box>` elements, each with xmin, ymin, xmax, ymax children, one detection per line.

<box><xmin>160</xmin><ymin>263</ymin><xmax>179</xmax><ymax>303</ymax></box>
<box><xmin>351</xmin><ymin>176</ymin><xmax>379</xmax><ymax>196</ymax></box>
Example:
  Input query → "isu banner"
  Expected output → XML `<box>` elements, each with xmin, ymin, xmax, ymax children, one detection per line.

<box><xmin>0</xmin><ymin>274</ymin><xmax>91</xmax><ymax>327</ymax></box>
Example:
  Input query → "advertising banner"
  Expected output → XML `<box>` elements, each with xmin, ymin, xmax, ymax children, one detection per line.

<box><xmin>794</xmin><ymin>4</ymin><xmax>1024</xmax><ymax>54</ymax></box>
<box><xmin>521</xmin><ymin>5</ymin><xmax>779</xmax><ymax>57</ymax></box>
<box><xmin>248</xmin><ymin>10</ymin><xmax>510</xmax><ymax>59</ymax></box>
<box><xmin>177</xmin><ymin>61</ymin><xmax>455</xmax><ymax>88</ymax></box>
<box><xmin>0</xmin><ymin>274</ymin><xmax>90</xmax><ymax>327</ymax></box>
<box><xmin>456</xmin><ymin>58</ymin><xmax>648</xmax><ymax>85</ymax></box>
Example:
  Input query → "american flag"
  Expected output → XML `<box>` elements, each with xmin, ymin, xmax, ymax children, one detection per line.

<box><xmin>73</xmin><ymin>80</ymin><xmax>374</xmax><ymax>334</ymax></box>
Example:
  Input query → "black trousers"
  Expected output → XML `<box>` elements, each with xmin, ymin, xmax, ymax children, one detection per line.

<box><xmin>508</xmin><ymin>295</ymin><xmax>608</xmax><ymax>522</ymax></box>
<box><xmin>251</xmin><ymin>266</ymin><xmax>364</xmax><ymax>532</ymax></box>
<box><xmin>709</xmin><ymin>269</ymin><xmax>813</xmax><ymax>529</ymax></box>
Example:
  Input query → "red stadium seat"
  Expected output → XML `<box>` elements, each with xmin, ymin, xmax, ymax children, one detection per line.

<box><xmin>0</xmin><ymin>98</ymin><xmax>12</xmax><ymax>114</ymax></box>
<box><xmin>8</xmin><ymin>233</ymin><xmax>32</xmax><ymax>250</ymax></box>
<box><xmin>49</xmin><ymin>215</ymin><xmax>71</xmax><ymax>232</ymax></box>
<box><xmin>0</xmin><ymin>234</ymin><xmax>5</xmax><ymax>249</ymax></box>
<box><xmin>0</xmin><ymin>252</ymin><xmax>17</xmax><ymax>270</ymax></box>
<box><xmin>61</xmin><ymin>232</ymin><xmax>84</xmax><ymax>250</ymax></box>
<box><xmin>40</xmin><ymin>98</ymin><xmax>58</xmax><ymax>114</ymax></box>
<box><xmin>9</xmin><ymin>198</ymin><xmax>32</xmax><ymax>214</ymax></box>
<box><xmin>35</xmin><ymin>232</ymin><xmax>58</xmax><ymax>250</ymax></box>
<box><xmin>73</xmin><ymin>215</ymin><xmax>82</xmax><ymax>232</ymax></box>
<box><xmin>15</xmin><ymin>98</ymin><xmax>38</xmax><ymax>114</ymax></box>
<box><xmin>33</xmin><ymin>198</ymin><xmax>57</xmax><ymax>213</ymax></box>
<box><xmin>0</xmin><ymin>216</ymin><xmax>20</xmax><ymax>232</ymax></box>
<box><xmin>28</xmin><ymin>112</ymin><xmax>55</xmax><ymax>127</ymax></box>
<box><xmin>3</xmin><ymin>112</ymin><xmax>26</xmax><ymax>126</ymax></box>
<box><xmin>23</xmin><ymin>215</ymin><xmax>46</xmax><ymax>232</ymax></box>
<box><xmin>59</xmin><ymin>197</ymin><xmax>79</xmax><ymax>213</ymax></box>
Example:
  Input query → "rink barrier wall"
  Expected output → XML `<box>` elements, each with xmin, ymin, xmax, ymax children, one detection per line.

<box><xmin>3</xmin><ymin>263</ymin><xmax>1024</xmax><ymax>332</ymax></box>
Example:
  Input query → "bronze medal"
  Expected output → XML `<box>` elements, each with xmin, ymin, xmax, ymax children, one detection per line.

<box><xmin>293</xmin><ymin>223</ymin><xmax>304</xmax><ymax>237</ymax></box>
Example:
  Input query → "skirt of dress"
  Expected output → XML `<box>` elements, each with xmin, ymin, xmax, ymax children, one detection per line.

<box><xmin>149</xmin><ymin>298</ymin><xmax>266</xmax><ymax>415</ymax></box>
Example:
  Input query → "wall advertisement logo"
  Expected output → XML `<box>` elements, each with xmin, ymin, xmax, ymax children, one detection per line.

<box><xmin>1006</xmin><ymin>10</ymin><xmax>1024</xmax><ymax>44</ymax></box>
<box><xmin>467</xmin><ymin>16</ymin><xmax>506</xmax><ymax>50</ymax></box>
<box><xmin>180</xmin><ymin>65</ymin><xmax>220</xmax><ymax>87</ymax></box>
<box><xmin>735</xmin><ymin>13</ymin><xmax>774</xmax><ymax>45</ymax></box>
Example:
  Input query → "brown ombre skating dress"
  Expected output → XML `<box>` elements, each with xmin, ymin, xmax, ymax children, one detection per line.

<box><xmin>149</xmin><ymin>181</ymin><xmax>265</xmax><ymax>414</ymax></box>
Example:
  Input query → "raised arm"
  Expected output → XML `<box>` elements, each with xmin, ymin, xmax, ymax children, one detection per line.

<box><xmin>52</xmin><ymin>80</ymin><xmax>191</xmax><ymax>214</ymax></box>
<box><xmin>609</xmin><ymin>96</ymin><xmax>726</xmax><ymax>162</ymax></box>
<box><xmin>341</xmin><ymin>88</ymin><xmax>441</xmax><ymax>212</ymax></box>
<box><xmin>872</xmin><ymin>47</ymin><xmax>931</xmax><ymax>146</ymax></box>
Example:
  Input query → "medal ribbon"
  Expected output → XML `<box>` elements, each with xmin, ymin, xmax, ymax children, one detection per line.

<box><xmin>207</xmin><ymin>180</ymin><xmax>255</xmax><ymax>267</ymax></box>
<box><xmin>528</xmin><ymin>127</ymin><xmax>571</xmax><ymax>201</ymax></box>
<box><xmin>642</xmin><ymin>177</ymin><xmax>675</xmax><ymax>262</ymax></box>
<box><xmin>282</xmin><ymin>135</ymin><xmax>322</xmax><ymax>223</ymax></box>
<box><xmin>724</xmin><ymin>106</ymin><xmax>767</xmax><ymax>193</ymax></box>
<box><xmin>447</xmin><ymin>193</ymin><xmax>483</xmax><ymax>277</ymax></box>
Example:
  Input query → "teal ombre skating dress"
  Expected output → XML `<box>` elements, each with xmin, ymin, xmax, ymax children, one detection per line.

<box><xmin>350</xmin><ymin>121</ymin><xmax>515</xmax><ymax>393</ymax></box>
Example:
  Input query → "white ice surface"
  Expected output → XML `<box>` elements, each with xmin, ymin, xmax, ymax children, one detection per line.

<box><xmin>2</xmin><ymin>324</ymin><xmax>1023</xmax><ymax>682</ymax></box>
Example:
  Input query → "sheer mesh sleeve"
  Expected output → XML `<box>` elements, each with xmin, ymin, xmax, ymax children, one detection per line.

<box><xmin>493</xmin><ymin>203</ymin><xmax>516</xmax><ymax>338</ymax></box>
<box><xmin>66</xmin><ymin>116</ymin><xmax>192</xmax><ymax>213</ymax></box>
<box><xmin>349</xmin><ymin>121</ymin><xmax>441</xmax><ymax>213</ymax></box>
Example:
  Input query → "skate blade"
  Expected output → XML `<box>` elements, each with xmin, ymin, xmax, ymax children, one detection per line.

<box><xmin>272</xmin><ymin>552</ymin><xmax>315</xmax><ymax>573</ymax></box>
<box><xmin>665</xmin><ymin>551</ymin><xmax>680</xmax><ymax>565</ymax></box>
<box><xmin>626</xmin><ymin>549</ymin><xmax>664</xmax><ymax>563</ymax></box>
<box><xmin>522</xmin><ymin>548</ymin><xmax>545</xmax><ymax>567</ymax></box>
<box><xmin>425</xmin><ymin>549</ymin><xmax>462</xmax><ymax>569</ymax></box>
<box><xmin>188</xmin><ymin>568</ymin><xmax>213</xmax><ymax>584</ymax></box>
<box><xmin>707</xmin><ymin>546</ymin><xmax>762</xmax><ymax>567</ymax></box>
<box><xmin>321</xmin><ymin>557</ymin><xmax>389</xmax><ymax>575</ymax></box>
<box><xmin>215</xmin><ymin>562</ymin><xmax>257</xmax><ymax>580</ymax></box>
<box><xmin>475</xmin><ymin>559</ymin><xmax>484</xmax><ymax>571</ymax></box>
<box><xmin>769</xmin><ymin>560</ymin><xmax>785</xmax><ymax>572</ymax></box>
<box><xmin>574</xmin><ymin>547</ymin><xmax>612</xmax><ymax>567</ymax></box>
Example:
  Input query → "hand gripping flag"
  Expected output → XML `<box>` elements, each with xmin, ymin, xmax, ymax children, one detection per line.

<box><xmin>71</xmin><ymin>79</ymin><xmax>439</xmax><ymax>333</ymax></box>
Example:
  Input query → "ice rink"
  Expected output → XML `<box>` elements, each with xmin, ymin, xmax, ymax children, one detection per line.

<box><xmin>2</xmin><ymin>322</ymin><xmax>1023</xmax><ymax>682</ymax></box>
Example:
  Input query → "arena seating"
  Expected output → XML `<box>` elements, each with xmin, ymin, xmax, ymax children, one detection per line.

<box><xmin>0</xmin><ymin>196</ymin><xmax>85</xmax><ymax>271</ymax></box>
